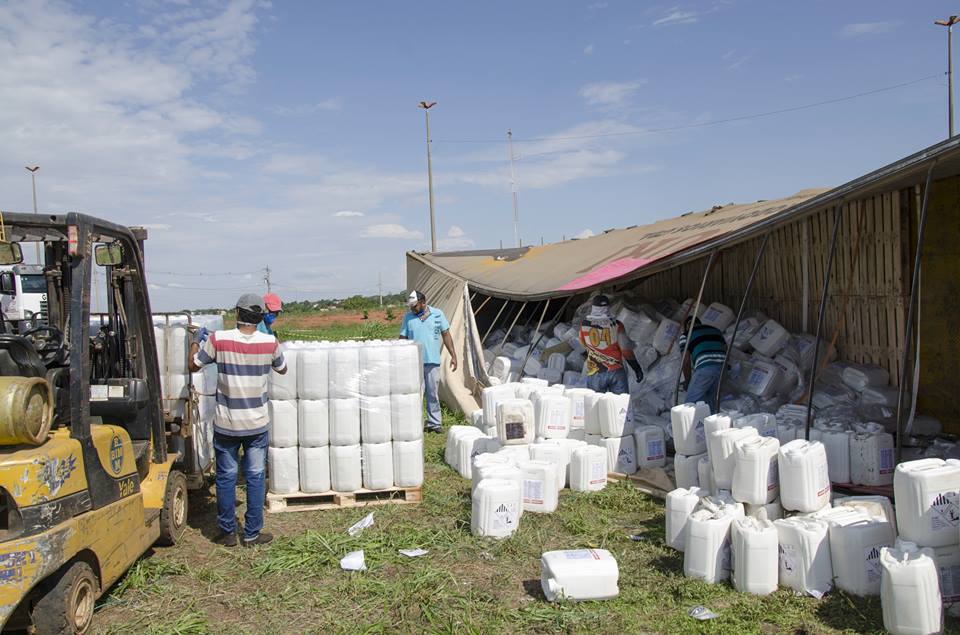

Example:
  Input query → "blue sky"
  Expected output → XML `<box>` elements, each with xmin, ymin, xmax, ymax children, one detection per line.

<box><xmin>0</xmin><ymin>0</ymin><xmax>953</xmax><ymax>309</ymax></box>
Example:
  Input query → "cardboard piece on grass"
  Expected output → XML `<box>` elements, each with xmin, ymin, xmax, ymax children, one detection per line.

<box><xmin>399</xmin><ymin>548</ymin><xmax>429</xmax><ymax>558</ymax></box>
<box><xmin>347</xmin><ymin>512</ymin><xmax>375</xmax><ymax>537</ymax></box>
<box><xmin>340</xmin><ymin>550</ymin><xmax>366</xmax><ymax>571</ymax></box>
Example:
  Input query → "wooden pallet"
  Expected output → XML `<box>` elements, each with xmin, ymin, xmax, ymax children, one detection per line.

<box><xmin>607</xmin><ymin>467</ymin><xmax>675</xmax><ymax>500</ymax></box>
<box><xmin>266</xmin><ymin>486</ymin><xmax>422</xmax><ymax>514</ymax></box>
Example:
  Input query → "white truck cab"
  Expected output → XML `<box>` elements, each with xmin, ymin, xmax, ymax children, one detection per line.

<box><xmin>0</xmin><ymin>264</ymin><xmax>47</xmax><ymax>323</ymax></box>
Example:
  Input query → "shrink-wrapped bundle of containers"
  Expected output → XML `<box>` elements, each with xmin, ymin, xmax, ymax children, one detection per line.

<box><xmin>266</xmin><ymin>339</ymin><xmax>424</xmax><ymax>495</ymax></box>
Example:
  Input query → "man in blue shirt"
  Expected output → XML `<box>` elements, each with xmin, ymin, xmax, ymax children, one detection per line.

<box><xmin>400</xmin><ymin>290</ymin><xmax>458</xmax><ymax>433</ymax></box>
<box><xmin>257</xmin><ymin>293</ymin><xmax>283</xmax><ymax>336</ymax></box>
<box><xmin>678</xmin><ymin>316</ymin><xmax>727</xmax><ymax>412</ymax></box>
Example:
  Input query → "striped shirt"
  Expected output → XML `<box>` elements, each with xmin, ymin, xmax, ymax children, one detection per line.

<box><xmin>678</xmin><ymin>323</ymin><xmax>727</xmax><ymax>371</ymax></box>
<box><xmin>194</xmin><ymin>328</ymin><xmax>286</xmax><ymax>436</ymax></box>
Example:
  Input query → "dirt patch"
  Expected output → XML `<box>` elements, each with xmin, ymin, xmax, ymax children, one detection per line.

<box><xmin>284</xmin><ymin>310</ymin><xmax>399</xmax><ymax>329</ymax></box>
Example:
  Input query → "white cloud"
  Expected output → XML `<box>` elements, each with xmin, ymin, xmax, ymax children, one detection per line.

<box><xmin>579</xmin><ymin>80</ymin><xmax>646</xmax><ymax>109</ymax></box>
<box><xmin>721</xmin><ymin>49</ymin><xmax>751</xmax><ymax>71</ymax></box>
<box><xmin>448</xmin><ymin>225</ymin><xmax>465</xmax><ymax>238</ymax></box>
<box><xmin>653</xmin><ymin>8</ymin><xmax>699</xmax><ymax>27</ymax></box>
<box><xmin>574</xmin><ymin>229</ymin><xmax>594</xmax><ymax>239</ymax></box>
<box><xmin>360</xmin><ymin>224</ymin><xmax>424</xmax><ymax>240</ymax></box>
<box><xmin>140</xmin><ymin>223</ymin><xmax>172</xmax><ymax>231</ymax></box>
<box><xmin>438</xmin><ymin>225</ymin><xmax>474</xmax><ymax>250</ymax></box>
<box><xmin>333</xmin><ymin>210</ymin><xmax>364</xmax><ymax>218</ymax></box>
<box><xmin>269</xmin><ymin>98</ymin><xmax>342</xmax><ymax>116</ymax></box>
<box><xmin>842</xmin><ymin>21</ymin><xmax>899</xmax><ymax>37</ymax></box>
<box><xmin>587</xmin><ymin>2</ymin><xmax>608</xmax><ymax>9</ymax></box>
<box><xmin>583</xmin><ymin>44</ymin><xmax>594</xmax><ymax>55</ymax></box>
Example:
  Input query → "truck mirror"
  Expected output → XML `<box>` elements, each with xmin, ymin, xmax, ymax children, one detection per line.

<box><xmin>95</xmin><ymin>243</ymin><xmax>123</xmax><ymax>266</ymax></box>
<box><xmin>0</xmin><ymin>272</ymin><xmax>14</xmax><ymax>294</ymax></box>
<box><xmin>0</xmin><ymin>243</ymin><xmax>23</xmax><ymax>265</ymax></box>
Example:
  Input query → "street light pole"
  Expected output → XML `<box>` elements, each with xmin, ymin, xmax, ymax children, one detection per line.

<box><xmin>507</xmin><ymin>130</ymin><xmax>521</xmax><ymax>247</ymax></box>
<box><xmin>418</xmin><ymin>101</ymin><xmax>438</xmax><ymax>252</ymax></box>
<box><xmin>25</xmin><ymin>166</ymin><xmax>40</xmax><ymax>263</ymax></box>
<box><xmin>936</xmin><ymin>16</ymin><xmax>960</xmax><ymax>137</ymax></box>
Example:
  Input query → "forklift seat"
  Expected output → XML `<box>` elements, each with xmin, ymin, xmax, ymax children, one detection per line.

<box><xmin>0</xmin><ymin>335</ymin><xmax>47</xmax><ymax>378</ymax></box>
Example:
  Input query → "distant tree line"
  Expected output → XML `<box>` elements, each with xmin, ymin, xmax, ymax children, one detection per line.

<box><xmin>187</xmin><ymin>292</ymin><xmax>407</xmax><ymax>314</ymax></box>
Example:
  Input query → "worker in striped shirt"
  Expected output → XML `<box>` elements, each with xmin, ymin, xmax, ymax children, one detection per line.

<box><xmin>678</xmin><ymin>316</ymin><xmax>727</xmax><ymax>412</ymax></box>
<box><xmin>189</xmin><ymin>293</ymin><xmax>287</xmax><ymax>547</ymax></box>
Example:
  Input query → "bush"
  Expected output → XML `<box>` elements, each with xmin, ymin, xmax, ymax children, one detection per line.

<box><xmin>362</xmin><ymin>310</ymin><xmax>369</xmax><ymax>320</ymax></box>
<box><xmin>385</xmin><ymin>307</ymin><xmax>396</xmax><ymax>321</ymax></box>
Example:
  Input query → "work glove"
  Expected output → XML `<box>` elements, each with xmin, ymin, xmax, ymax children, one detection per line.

<box><xmin>626</xmin><ymin>359</ymin><xmax>643</xmax><ymax>383</ymax></box>
<box><xmin>194</xmin><ymin>326</ymin><xmax>210</xmax><ymax>345</ymax></box>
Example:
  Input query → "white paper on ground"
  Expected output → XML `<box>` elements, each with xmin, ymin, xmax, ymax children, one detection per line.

<box><xmin>347</xmin><ymin>512</ymin><xmax>375</xmax><ymax>537</ymax></box>
<box><xmin>340</xmin><ymin>550</ymin><xmax>367</xmax><ymax>571</ymax></box>
<box><xmin>399</xmin><ymin>548</ymin><xmax>429</xmax><ymax>558</ymax></box>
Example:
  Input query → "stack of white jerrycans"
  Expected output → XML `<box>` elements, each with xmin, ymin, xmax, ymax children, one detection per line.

<box><xmin>152</xmin><ymin>313</ymin><xmax>224</xmax><ymax>475</ymax></box>
<box><xmin>265</xmin><ymin>339</ymin><xmax>425</xmax><ymax>499</ymax></box>
<box><xmin>467</xmin><ymin>378</ymin><xmax>622</xmax><ymax>540</ymax></box>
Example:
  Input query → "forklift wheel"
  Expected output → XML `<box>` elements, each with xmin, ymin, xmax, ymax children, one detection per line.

<box><xmin>156</xmin><ymin>470</ymin><xmax>188</xmax><ymax>546</ymax></box>
<box><xmin>31</xmin><ymin>560</ymin><xmax>98</xmax><ymax>635</ymax></box>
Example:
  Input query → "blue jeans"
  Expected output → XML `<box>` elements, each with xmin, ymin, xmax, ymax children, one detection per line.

<box><xmin>686</xmin><ymin>364</ymin><xmax>723</xmax><ymax>413</ymax></box>
<box><xmin>214</xmin><ymin>430</ymin><xmax>268</xmax><ymax>541</ymax></box>
<box><xmin>424</xmin><ymin>363</ymin><xmax>441</xmax><ymax>430</ymax></box>
<box><xmin>586</xmin><ymin>368</ymin><xmax>629</xmax><ymax>394</ymax></box>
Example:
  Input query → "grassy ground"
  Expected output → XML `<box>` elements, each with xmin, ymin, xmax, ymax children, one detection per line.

<box><xmin>89</xmin><ymin>317</ymin><xmax>958</xmax><ymax>635</ymax></box>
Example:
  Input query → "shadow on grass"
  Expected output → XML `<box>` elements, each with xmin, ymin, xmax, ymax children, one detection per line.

<box><xmin>522</xmin><ymin>578</ymin><xmax>547</xmax><ymax>601</ymax></box>
<box><xmin>186</xmin><ymin>488</ymin><xmax>224</xmax><ymax>541</ymax></box>
<box><xmin>647</xmin><ymin>552</ymin><xmax>684</xmax><ymax>577</ymax></box>
<box><xmin>812</xmin><ymin>590</ymin><xmax>884</xmax><ymax>632</ymax></box>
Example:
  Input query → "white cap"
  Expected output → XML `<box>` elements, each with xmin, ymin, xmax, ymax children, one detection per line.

<box><xmin>407</xmin><ymin>290</ymin><xmax>424</xmax><ymax>308</ymax></box>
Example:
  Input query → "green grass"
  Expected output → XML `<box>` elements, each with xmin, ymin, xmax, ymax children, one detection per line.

<box><xmin>276</xmin><ymin>320</ymin><xmax>396</xmax><ymax>342</ymax></box>
<box><xmin>90</xmin><ymin>317</ymin><xmax>960</xmax><ymax>635</ymax></box>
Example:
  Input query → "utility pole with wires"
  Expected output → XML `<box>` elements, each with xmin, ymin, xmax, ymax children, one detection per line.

<box><xmin>378</xmin><ymin>272</ymin><xmax>383</xmax><ymax>307</ymax></box>
<box><xmin>418</xmin><ymin>101</ymin><xmax>438</xmax><ymax>252</ymax></box>
<box><xmin>507</xmin><ymin>130</ymin><xmax>521</xmax><ymax>247</ymax></box>
<box><xmin>936</xmin><ymin>15</ymin><xmax>960</xmax><ymax>137</ymax></box>
<box><xmin>25</xmin><ymin>166</ymin><xmax>40</xmax><ymax>263</ymax></box>
<box><xmin>263</xmin><ymin>265</ymin><xmax>272</xmax><ymax>293</ymax></box>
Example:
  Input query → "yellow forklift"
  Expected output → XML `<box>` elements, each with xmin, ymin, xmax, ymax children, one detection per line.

<box><xmin>0</xmin><ymin>212</ymin><xmax>203</xmax><ymax>634</ymax></box>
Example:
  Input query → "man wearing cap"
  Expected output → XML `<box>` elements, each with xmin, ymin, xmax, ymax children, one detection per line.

<box><xmin>578</xmin><ymin>294</ymin><xmax>642</xmax><ymax>394</ymax></box>
<box><xmin>257</xmin><ymin>292</ymin><xmax>283</xmax><ymax>336</ymax></box>
<box><xmin>189</xmin><ymin>293</ymin><xmax>287</xmax><ymax>547</ymax></box>
<box><xmin>400</xmin><ymin>290</ymin><xmax>457</xmax><ymax>433</ymax></box>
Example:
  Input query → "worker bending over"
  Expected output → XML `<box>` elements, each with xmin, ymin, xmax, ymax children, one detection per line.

<box><xmin>400</xmin><ymin>290</ymin><xmax>458</xmax><ymax>433</ymax></box>
<box><xmin>679</xmin><ymin>315</ymin><xmax>727</xmax><ymax>412</ymax></box>
<box><xmin>190</xmin><ymin>293</ymin><xmax>287</xmax><ymax>547</ymax></box>
<box><xmin>579</xmin><ymin>295</ymin><xmax>642</xmax><ymax>394</ymax></box>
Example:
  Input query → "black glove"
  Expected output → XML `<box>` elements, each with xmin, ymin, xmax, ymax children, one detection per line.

<box><xmin>626</xmin><ymin>358</ymin><xmax>643</xmax><ymax>382</ymax></box>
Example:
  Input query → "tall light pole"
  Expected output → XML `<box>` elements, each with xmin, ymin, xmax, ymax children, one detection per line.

<box><xmin>507</xmin><ymin>130</ymin><xmax>521</xmax><ymax>247</ymax></box>
<box><xmin>418</xmin><ymin>101</ymin><xmax>438</xmax><ymax>252</ymax></box>
<box><xmin>936</xmin><ymin>15</ymin><xmax>960</xmax><ymax>137</ymax></box>
<box><xmin>25</xmin><ymin>166</ymin><xmax>40</xmax><ymax>263</ymax></box>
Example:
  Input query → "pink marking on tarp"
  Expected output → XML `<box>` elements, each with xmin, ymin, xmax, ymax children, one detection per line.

<box><xmin>556</xmin><ymin>257</ymin><xmax>654</xmax><ymax>291</ymax></box>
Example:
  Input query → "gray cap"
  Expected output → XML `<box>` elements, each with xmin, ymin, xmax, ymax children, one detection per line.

<box><xmin>235</xmin><ymin>293</ymin><xmax>264</xmax><ymax>313</ymax></box>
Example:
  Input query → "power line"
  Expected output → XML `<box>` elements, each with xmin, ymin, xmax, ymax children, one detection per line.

<box><xmin>148</xmin><ymin>270</ymin><xmax>258</xmax><ymax>277</ymax></box>
<box><xmin>433</xmin><ymin>73</ymin><xmax>944</xmax><ymax>144</ymax></box>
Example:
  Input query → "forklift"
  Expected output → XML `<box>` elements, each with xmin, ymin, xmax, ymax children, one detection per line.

<box><xmin>0</xmin><ymin>212</ymin><xmax>205</xmax><ymax>634</ymax></box>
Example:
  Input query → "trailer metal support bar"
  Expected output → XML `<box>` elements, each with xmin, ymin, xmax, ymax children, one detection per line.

<box><xmin>674</xmin><ymin>250</ymin><xmax>718</xmax><ymax>407</ymax></box>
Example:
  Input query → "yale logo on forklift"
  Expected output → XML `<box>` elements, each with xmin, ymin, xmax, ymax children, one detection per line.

<box><xmin>109</xmin><ymin>435</ymin><xmax>124</xmax><ymax>474</ymax></box>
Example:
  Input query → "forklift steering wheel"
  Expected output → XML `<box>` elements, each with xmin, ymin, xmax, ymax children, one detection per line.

<box><xmin>21</xmin><ymin>325</ymin><xmax>66</xmax><ymax>367</ymax></box>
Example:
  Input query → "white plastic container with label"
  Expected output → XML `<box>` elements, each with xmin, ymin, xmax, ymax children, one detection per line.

<box><xmin>834</xmin><ymin>495</ymin><xmax>898</xmax><ymax>535</ymax></box>
<box><xmin>731</xmin><ymin>513</ymin><xmax>779</xmax><ymax>595</ymax></box>
<box><xmin>361</xmin><ymin>442</ymin><xmax>394</xmax><ymax>490</ymax></box>
<box><xmin>894</xmin><ymin>458</ymin><xmax>960</xmax><ymax>548</ymax></box>
<box><xmin>481</xmin><ymin>383</ymin><xmax>518</xmax><ymax>427</ymax></box>
<box><xmin>534</xmin><ymin>394</ymin><xmax>571</xmax><ymax>439</ymax></box>
<box><xmin>360</xmin><ymin>394</ymin><xmax>392</xmax><ymax>444</ymax></box>
<box><xmin>701</xmin><ymin>302</ymin><xmax>735</xmax><ymax>331</ymax></box>
<box><xmin>704</xmin><ymin>414</ymin><xmax>732</xmax><ymax>457</ymax></box>
<box><xmin>675</xmin><ymin>452</ymin><xmax>705</xmax><ymax>490</ymax></box>
<box><xmin>603</xmin><ymin>435</ymin><xmax>637</xmax><ymax>475</ymax></box>
<box><xmin>819</xmin><ymin>428</ymin><xmax>852</xmax><ymax>484</ymax></box>
<box><xmin>392</xmin><ymin>439</ymin><xmax>424</xmax><ymax>487</ymax></box>
<box><xmin>933</xmin><ymin>543</ymin><xmax>960</xmax><ymax>606</ymax></box>
<box><xmin>597</xmin><ymin>392</ymin><xmax>631</xmax><ymax>438</ymax></box>
<box><xmin>298</xmin><ymin>445</ymin><xmax>330</xmax><ymax>493</ymax></box>
<box><xmin>570</xmin><ymin>445</ymin><xmax>607</xmax><ymax>492</ymax></box>
<box><xmin>445</xmin><ymin>425</ymin><xmax>481</xmax><ymax>469</ymax></box>
<box><xmin>652</xmin><ymin>319</ymin><xmax>681</xmax><ymax>355</ymax></box>
<box><xmin>774</xmin><ymin>516</ymin><xmax>833</xmax><ymax>597</ymax></box>
<box><xmin>329</xmin><ymin>398</ymin><xmax>361</xmax><ymax>446</ymax></box>
<box><xmin>298</xmin><ymin>400</ymin><xmax>329</xmax><ymax>448</ymax></box>
<box><xmin>732</xmin><ymin>435</ymin><xmax>780</xmax><ymax>505</ymax></box>
<box><xmin>749</xmin><ymin>319</ymin><xmax>790</xmax><ymax>357</ymax></box>
<box><xmin>530</xmin><ymin>443</ymin><xmax>567</xmax><ymax>492</ymax></box>
<box><xmin>390</xmin><ymin>393</ymin><xmax>423</xmax><ymax>442</ymax></box>
<box><xmin>778</xmin><ymin>440</ymin><xmax>831</xmax><ymax>513</ymax></box>
<box><xmin>455</xmin><ymin>433</ymin><xmax>491</xmax><ymax>479</ymax></box>
<box><xmin>712</xmin><ymin>426</ymin><xmax>759</xmax><ymax>491</ymax></box>
<box><xmin>565</xmin><ymin>388</ymin><xmax>593</xmax><ymax>432</ymax></box>
<box><xmin>823</xmin><ymin>508</ymin><xmax>895</xmax><ymax>596</ymax></box>
<box><xmin>497</xmin><ymin>399</ymin><xmax>535</xmax><ymax>445</ymax></box>
<box><xmin>734</xmin><ymin>413</ymin><xmax>777</xmax><ymax>438</ymax></box>
<box><xmin>665</xmin><ymin>486</ymin><xmax>705</xmax><ymax>551</ymax></box>
<box><xmin>698</xmin><ymin>457</ymin><xmax>716</xmax><ymax>496</ymax></box>
<box><xmin>269</xmin><ymin>347</ymin><xmax>299</xmax><ymax>400</ymax></box>
<box><xmin>684</xmin><ymin>499</ymin><xmax>744</xmax><ymax>583</ymax></box>
<box><xmin>746</xmin><ymin>500</ymin><xmax>783</xmax><ymax>522</ymax></box>
<box><xmin>268</xmin><ymin>446</ymin><xmax>299</xmax><ymax>494</ymax></box>
<box><xmin>330</xmin><ymin>444</ymin><xmax>362</xmax><ymax>492</ymax></box>
<box><xmin>542</xmin><ymin>438</ymin><xmax>588</xmax><ymax>487</ymax></box>
<box><xmin>881</xmin><ymin>543</ymin><xmax>943</xmax><ymax>635</ymax></box>
<box><xmin>841</xmin><ymin>363</ymin><xmax>890</xmax><ymax>392</ymax></box>
<box><xmin>389</xmin><ymin>342</ymin><xmax>422</xmax><ymax>394</ymax></box>
<box><xmin>297</xmin><ymin>347</ymin><xmax>328</xmax><ymax>400</ymax></box>
<box><xmin>541</xmin><ymin>549</ymin><xmax>619</xmax><ymax>602</ymax></box>
<box><xmin>671</xmin><ymin>402</ymin><xmax>709</xmax><ymax>456</ymax></box>
<box><xmin>472</xmin><ymin>478</ymin><xmax>521</xmax><ymax>539</ymax></box>
<box><xmin>518</xmin><ymin>460</ymin><xmax>559</xmax><ymax>513</ymax></box>
<box><xmin>744</xmin><ymin>359</ymin><xmax>784</xmax><ymax>399</ymax></box>
<box><xmin>633</xmin><ymin>425</ymin><xmax>666</xmax><ymax>469</ymax></box>
<box><xmin>268</xmin><ymin>400</ymin><xmax>298</xmax><ymax>448</ymax></box>
<box><xmin>584</xmin><ymin>391</ymin><xmax>604</xmax><ymax>436</ymax></box>
<box><xmin>850</xmin><ymin>431</ymin><xmax>895</xmax><ymax>487</ymax></box>
<box><xmin>328</xmin><ymin>345</ymin><xmax>360</xmax><ymax>399</ymax></box>
<box><xmin>471</xmin><ymin>453</ymin><xmax>516</xmax><ymax>495</ymax></box>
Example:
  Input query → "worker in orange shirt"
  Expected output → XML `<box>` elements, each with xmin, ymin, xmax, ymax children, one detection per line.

<box><xmin>578</xmin><ymin>295</ymin><xmax>643</xmax><ymax>394</ymax></box>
